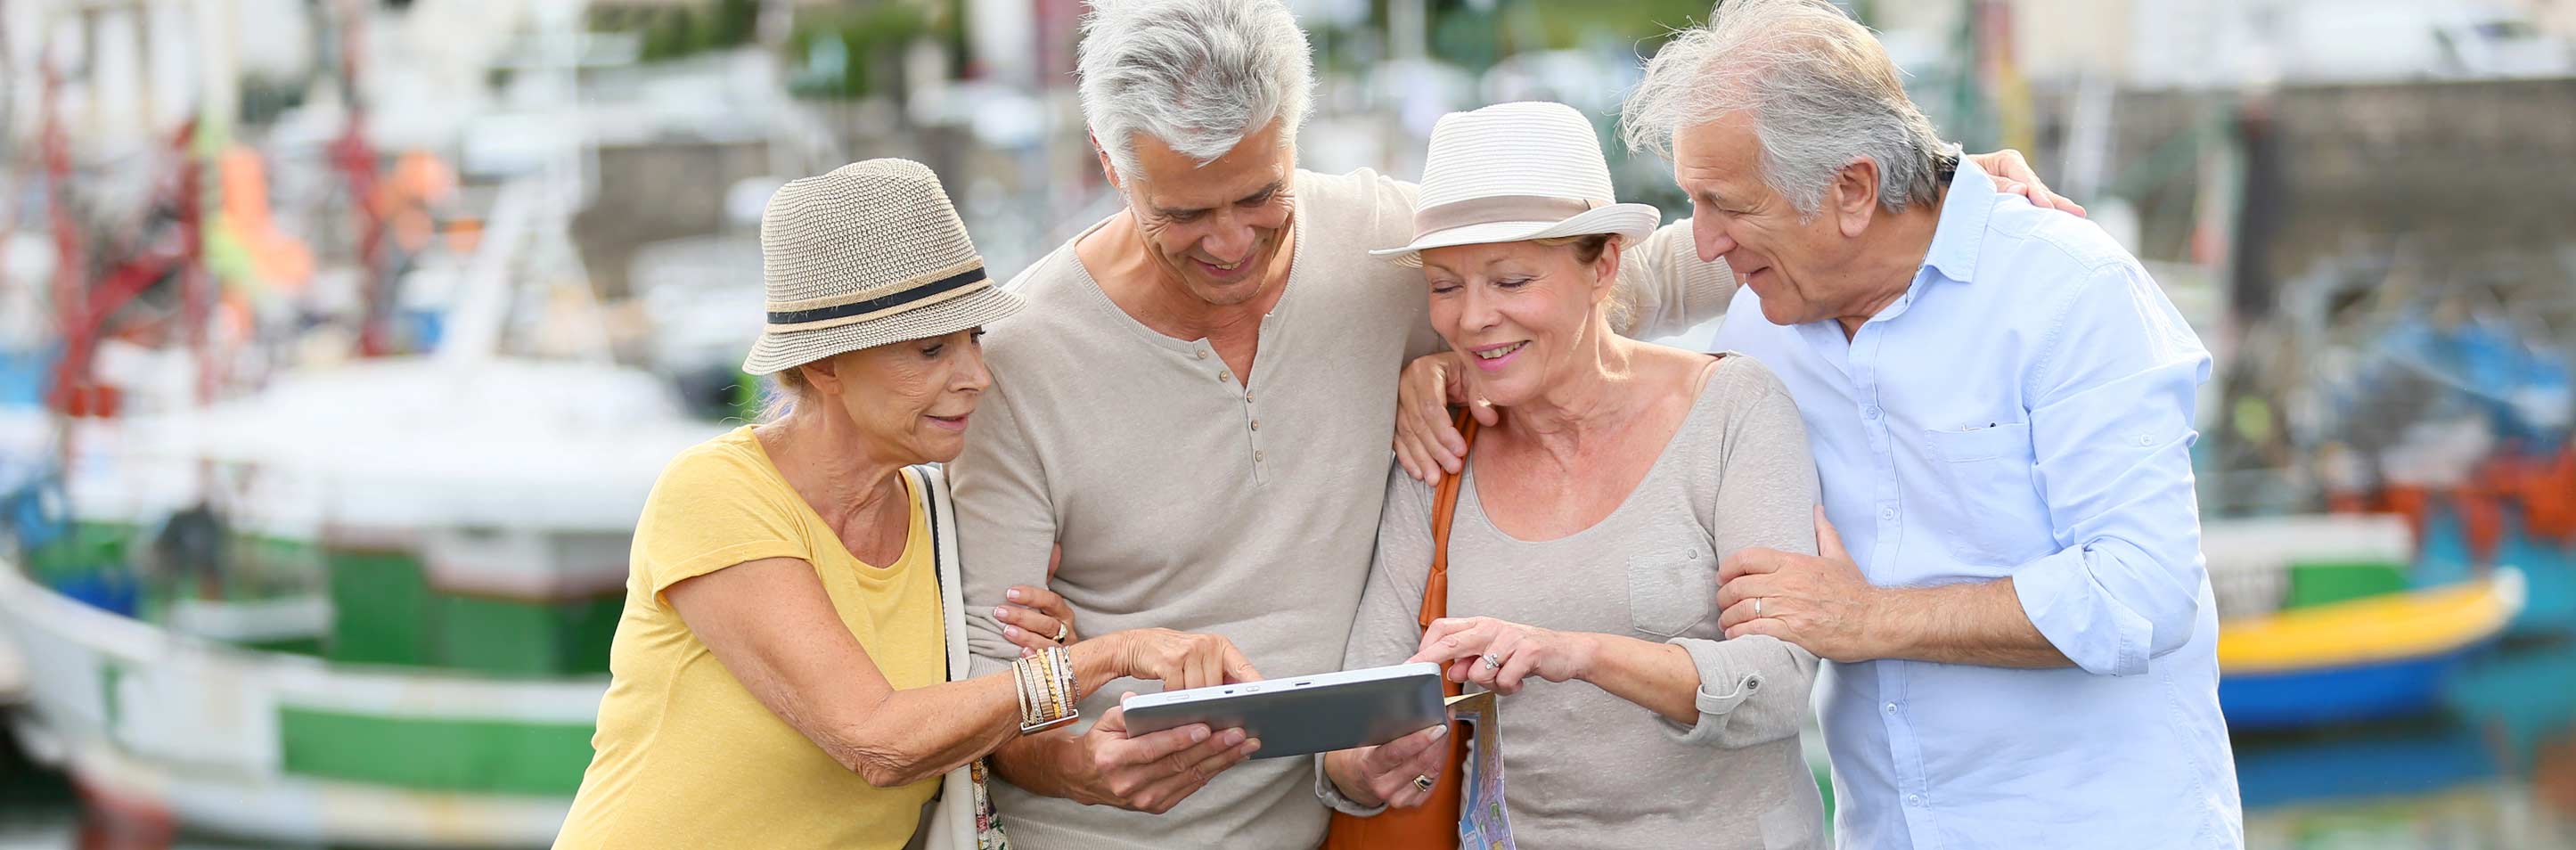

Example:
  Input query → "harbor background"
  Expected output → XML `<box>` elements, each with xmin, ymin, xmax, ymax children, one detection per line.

<box><xmin>3</xmin><ymin>0</ymin><xmax>2574</xmax><ymax>847</ymax></box>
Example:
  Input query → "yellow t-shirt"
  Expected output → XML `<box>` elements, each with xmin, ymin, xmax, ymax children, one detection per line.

<box><xmin>556</xmin><ymin>426</ymin><xmax>946</xmax><ymax>850</ymax></box>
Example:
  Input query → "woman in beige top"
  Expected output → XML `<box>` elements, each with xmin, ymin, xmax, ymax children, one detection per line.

<box><xmin>1318</xmin><ymin>102</ymin><xmax>1826</xmax><ymax>848</ymax></box>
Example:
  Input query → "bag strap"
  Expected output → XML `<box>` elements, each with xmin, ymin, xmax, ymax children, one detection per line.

<box><xmin>910</xmin><ymin>465</ymin><xmax>1011</xmax><ymax>850</ymax></box>
<box><xmin>909</xmin><ymin>465</ymin><xmax>972</xmax><ymax>684</ymax></box>
<box><xmin>1416</xmin><ymin>408</ymin><xmax>1479</xmax><ymax>634</ymax></box>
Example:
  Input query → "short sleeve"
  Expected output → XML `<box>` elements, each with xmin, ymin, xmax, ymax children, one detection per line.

<box><xmin>631</xmin><ymin>441</ymin><xmax>814</xmax><ymax>604</ymax></box>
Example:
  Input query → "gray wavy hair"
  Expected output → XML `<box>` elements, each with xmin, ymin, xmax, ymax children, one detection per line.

<box><xmin>1621</xmin><ymin>0</ymin><xmax>1955</xmax><ymax>217</ymax></box>
<box><xmin>1076</xmin><ymin>0</ymin><xmax>1315</xmax><ymax>178</ymax></box>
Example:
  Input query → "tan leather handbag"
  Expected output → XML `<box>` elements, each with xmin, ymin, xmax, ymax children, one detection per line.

<box><xmin>1321</xmin><ymin>411</ymin><xmax>1479</xmax><ymax>850</ymax></box>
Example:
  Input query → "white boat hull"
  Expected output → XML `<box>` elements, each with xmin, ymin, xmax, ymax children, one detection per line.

<box><xmin>2</xmin><ymin>552</ymin><xmax>604</xmax><ymax>847</ymax></box>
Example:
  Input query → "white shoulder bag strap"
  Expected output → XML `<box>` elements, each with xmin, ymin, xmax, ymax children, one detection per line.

<box><xmin>910</xmin><ymin>465</ymin><xmax>1008</xmax><ymax>850</ymax></box>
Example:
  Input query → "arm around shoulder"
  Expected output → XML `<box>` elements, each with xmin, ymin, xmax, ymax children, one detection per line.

<box><xmin>1612</xmin><ymin>219</ymin><xmax>1738</xmax><ymax>339</ymax></box>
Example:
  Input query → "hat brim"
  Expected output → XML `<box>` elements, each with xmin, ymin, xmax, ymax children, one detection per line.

<box><xmin>741</xmin><ymin>285</ymin><xmax>1026</xmax><ymax>376</ymax></box>
<box><xmin>1368</xmin><ymin>203</ymin><xmax>1664</xmax><ymax>267</ymax></box>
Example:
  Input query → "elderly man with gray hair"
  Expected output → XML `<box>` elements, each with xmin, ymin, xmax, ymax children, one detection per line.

<box><xmin>953</xmin><ymin>1</ymin><xmax>2081</xmax><ymax>846</ymax></box>
<box><xmin>1620</xmin><ymin>0</ymin><xmax>2239</xmax><ymax>846</ymax></box>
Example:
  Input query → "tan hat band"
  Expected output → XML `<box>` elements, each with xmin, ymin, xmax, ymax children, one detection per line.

<box><xmin>1411</xmin><ymin>194</ymin><xmax>1599</xmax><ymax>235</ymax></box>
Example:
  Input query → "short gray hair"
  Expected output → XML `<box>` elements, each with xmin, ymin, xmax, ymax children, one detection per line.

<box><xmin>1076</xmin><ymin>0</ymin><xmax>1314</xmax><ymax>178</ymax></box>
<box><xmin>1622</xmin><ymin>0</ymin><xmax>1955</xmax><ymax>217</ymax></box>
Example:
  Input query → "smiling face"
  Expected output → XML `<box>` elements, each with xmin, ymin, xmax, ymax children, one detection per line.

<box><xmin>1419</xmin><ymin>236</ymin><xmax>1619</xmax><ymax>407</ymax></box>
<box><xmin>1108</xmin><ymin>119</ymin><xmax>1298</xmax><ymax>308</ymax></box>
<box><xmin>1672</xmin><ymin>111</ymin><xmax>1867</xmax><ymax>327</ymax></box>
<box><xmin>798</xmin><ymin>327</ymin><xmax>994</xmax><ymax>466</ymax></box>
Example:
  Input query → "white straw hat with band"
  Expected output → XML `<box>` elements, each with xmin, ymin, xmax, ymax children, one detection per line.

<box><xmin>1370</xmin><ymin>101</ymin><xmax>1663</xmax><ymax>267</ymax></box>
<box><xmin>741</xmin><ymin>159</ymin><xmax>1024</xmax><ymax>376</ymax></box>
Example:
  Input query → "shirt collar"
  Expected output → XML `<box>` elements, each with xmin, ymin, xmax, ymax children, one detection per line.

<box><xmin>1921</xmin><ymin>154</ymin><xmax>1995</xmax><ymax>284</ymax></box>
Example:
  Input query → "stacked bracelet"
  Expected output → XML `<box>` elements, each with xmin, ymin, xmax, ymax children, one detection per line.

<box><xmin>1013</xmin><ymin>658</ymin><xmax>1034</xmax><ymax>726</ymax></box>
<box><xmin>1015</xmin><ymin>645</ymin><xmax>1081</xmax><ymax>734</ymax></box>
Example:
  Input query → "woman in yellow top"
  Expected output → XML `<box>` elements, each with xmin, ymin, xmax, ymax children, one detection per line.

<box><xmin>556</xmin><ymin>159</ymin><xmax>1263</xmax><ymax>850</ymax></box>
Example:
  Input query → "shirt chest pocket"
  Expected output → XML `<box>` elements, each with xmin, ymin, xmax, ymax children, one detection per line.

<box><xmin>1626</xmin><ymin>536</ymin><xmax>1717</xmax><ymax>638</ymax></box>
<box><xmin>1922</xmin><ymin>422</ymin><xmax>2046</xmax><ymax>563</ymax></box>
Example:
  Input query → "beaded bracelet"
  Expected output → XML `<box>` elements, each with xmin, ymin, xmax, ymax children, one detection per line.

<box><xmin>1052</xmin><ymin>648</ymin><xmax>1076</xmax><ymax>716</ymax></box>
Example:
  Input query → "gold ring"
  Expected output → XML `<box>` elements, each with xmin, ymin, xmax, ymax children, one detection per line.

<box><xmin>1412</xmin><ymin>773</ymin><xmax>1435</xmax><ymax>792</ymax></box>
<box><xmin>1051</xmin><ymin>622</ymin><xmax>1070</xmax><ymax>642</ymax></box>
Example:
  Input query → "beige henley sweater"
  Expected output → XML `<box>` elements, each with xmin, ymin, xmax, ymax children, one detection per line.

<box><xmin>949</xmin><ymin>168</ymin><xmax>1736</xmax><ymax>850</ymax></box>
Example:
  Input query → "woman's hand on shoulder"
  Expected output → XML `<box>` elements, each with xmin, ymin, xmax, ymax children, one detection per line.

<box><xmin>1966</xmin><ymin>149</ymin><xmax>2088</xmax><ymax>217</ymax></box>
<box><xmin>1406</xmin><ymin>617</ymin><xmax>1598</xmax><ymax>694</ymax></box>
<box><xmin>1394</xmin><ymin>351</ymin><xmax>1496</xmax><ymax>485</ymax></box>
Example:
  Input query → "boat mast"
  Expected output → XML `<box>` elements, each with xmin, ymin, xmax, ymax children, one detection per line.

<box><xmin>329</xmin><ymin>0</ymin><xmax>392</xmax><ymax>358</ymax></box>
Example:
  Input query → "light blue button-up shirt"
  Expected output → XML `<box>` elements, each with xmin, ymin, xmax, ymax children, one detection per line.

<box><xmin>1713</xmin><ymin>159</ymin><xmax>2242</xmax><ymax>849</ymax></box>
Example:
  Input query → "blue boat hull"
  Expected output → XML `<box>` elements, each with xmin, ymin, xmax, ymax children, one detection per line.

<box><xmin>2221</xmin><ymin>653</ymin><xmax>2469</xmax><ymax>731</ymax></box>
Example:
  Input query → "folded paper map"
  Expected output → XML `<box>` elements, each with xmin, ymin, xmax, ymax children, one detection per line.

<box><xmin>1447</xmin><ymin>691</ymin><xmax>1516</xmax><ymax>849</ymax></box>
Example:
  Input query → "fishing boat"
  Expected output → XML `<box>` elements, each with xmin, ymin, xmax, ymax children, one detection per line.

<box><xmin>2204</xmin><ymin>515</ymin><xmax>2526</xmax><ymax>730</ymax></box>
<box><xmin>0</xmin><ymin>353</ymin><xmax>716</xmax><ymax>846</ymax></box>
<box><xmin>2217</xmin><ymin>568</ymin><xmax>2524</xmax><ymax>730</ymax></box>
<box><xmin>0</xmin><ymin>38</ymin><xmax>727</xmax><ymax>842</ymax></box>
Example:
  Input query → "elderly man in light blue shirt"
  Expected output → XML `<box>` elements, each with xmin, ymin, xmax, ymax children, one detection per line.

<box><xmin>1625</xmin><ymin>1</ymin><xmax>2242</xmax><ymax>846</ymax></box>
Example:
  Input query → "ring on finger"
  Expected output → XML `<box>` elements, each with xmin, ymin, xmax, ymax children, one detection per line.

<box><xmin>1480</xmin><ymin>653</ymin><xmax>1502</xmax><ymax>671</ymax></box>
<box><xmin>1754</xmin><ymin>598</ymin><xmax>1762</xmax><ymax>617</ymax></box>
<box><xmin>1411</xmin><ymin>773</ymin><xmax>1435</xmax><ymax>793</ymax></box>
<box><xmin>1051</xmin><ymin>621</ymin><xmax>1070</xmax><ymax>642</ymax></box>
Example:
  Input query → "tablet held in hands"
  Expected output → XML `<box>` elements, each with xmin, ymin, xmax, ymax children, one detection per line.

<box><xmin>1120</xmin><ymin>662</ymin><xmax>1445</xmax><ymax>759</ymax></box>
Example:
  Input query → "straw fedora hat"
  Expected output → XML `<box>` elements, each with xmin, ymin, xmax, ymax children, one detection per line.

<box><xmin>740</xmin><ymin>159</ymin><xmax>1024</xmax><ymax>376</ymax></box>
<box><xmin>1371</xmin><ymin>101</ymin><xmax>1661</xmax><ymax>267</ymax></box>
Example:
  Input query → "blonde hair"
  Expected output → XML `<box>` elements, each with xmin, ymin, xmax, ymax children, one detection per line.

<box><xmin>1528</xmin><ymin>233</ymin><xmax>1633</xmax><ymax>328</ymax></box>
<box><xmin>761</xmin><ymin>367</ymin><xmax>812</xmax><ymax>423</ymax></box>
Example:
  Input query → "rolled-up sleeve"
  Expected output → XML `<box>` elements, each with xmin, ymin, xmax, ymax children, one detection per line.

<box><xmin>2014</xmin><ymin>263</ymin><xmax>2213</xmax><ymax>677</ymax></box>
<box><xmin>1662</xmin><ymin>635</ymin><xmax>1819</xmax><ymax>748</ymax></box>
<box><xmin>1669</xmin><ymin>379</ymin><xmax>1821</xmax><ymax>746</ymax></box>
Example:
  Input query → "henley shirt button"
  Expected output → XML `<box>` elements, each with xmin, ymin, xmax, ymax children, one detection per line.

<box><xmin>1879</xmin><ymin>507</ymin><xmax>1898</xmax><ymax>521</ymax></box>
<box><xmin>1254</xmin><ymin>450</ymin><xmax>1265</xmax><ymax>462</ymax></box>
<box><xmin>1908</xmin><ymin>794</ymin><xmax>1922</xmax><ymax>806</ymax></box>
<box><xmin>1885</xmin><ymin>702</ymin><xmax>1897</xmax><ymax>714</ymax></box>
<box><xmin>1245</xmin><ymin>391</ymin><xmax>1255</xmax><ymax>403</ymax></box>
<box><xmin>1863</xmin><ymin>405</ymin><xmax>1882</xmax><ymax>420</ymax></box>
<box><xmin>1195</xmin><ymin>350</ymin><xmax>1207</xmax><ymax>360</ymax></box>
<box><xmin>1250</xmin><ymin>420</ymin><xmax>1261</xmax><ymax>430</ymax></box>
<box><xmin>1219</xmin><ymin>370</ymin><xmax>1232</xmax><ymax>382</ymax></box>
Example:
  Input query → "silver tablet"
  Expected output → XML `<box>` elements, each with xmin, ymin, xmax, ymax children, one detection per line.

<box><xmin>1118</xmin><ymin>662</ymin><xmax>1446</xmax><ymax>760</ymax></box>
